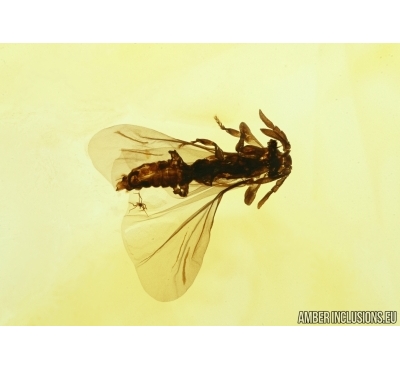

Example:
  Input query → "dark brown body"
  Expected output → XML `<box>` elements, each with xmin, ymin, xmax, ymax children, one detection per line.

<box><xmin>116</xmin><ymin>138</ymin><xmax>290</xmax><ymax>199</ymax></box>
<box><xmin>89</xmin><ymin>109</ymin><xmax>292</xmax><ymax>301</ymax></box>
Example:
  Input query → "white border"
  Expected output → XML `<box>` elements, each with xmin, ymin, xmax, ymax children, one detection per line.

<box><xmin>1</xmin><ymin>1</ymin><xmax>398</xmax><ymax>42</ymax></box>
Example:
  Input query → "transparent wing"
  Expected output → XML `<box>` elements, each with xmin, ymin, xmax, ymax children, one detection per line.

<box><xmin>88</xmin><ymin>124</ymin><xmax>214</xmax><ymax>188</ymax></box>
<box><xmin>88</xmin><ymin>124</ymin><xmax>241</xmax><ymax>301</ymax></box>
<box><xmin>121</xmin><ymin>185</ymin><xmax>232</xmax><ymax>301</ymax></box>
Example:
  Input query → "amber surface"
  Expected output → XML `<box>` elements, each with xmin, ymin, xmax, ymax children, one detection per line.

<box><xmin>1</xmin><ymin>44</ymin><xmax>400</xmax><ymax>324</ymax></box>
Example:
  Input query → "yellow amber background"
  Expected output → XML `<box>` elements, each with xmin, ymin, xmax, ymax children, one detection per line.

<box><xmin>0</xmin><ymin>44</ymin><xmax>399</xmax><ymax>325</ymax></box>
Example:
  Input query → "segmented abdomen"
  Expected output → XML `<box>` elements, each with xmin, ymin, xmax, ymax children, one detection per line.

<box><xmin>116</xmin><ymin>160</ymin><xmax>191</xmax><ymax>191</ymax></box>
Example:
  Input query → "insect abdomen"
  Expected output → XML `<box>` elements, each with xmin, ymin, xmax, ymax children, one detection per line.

<box><xmin>116</xmin><ymin>155</ymin><xmax>192</xmax><ymax>193</ymax></box>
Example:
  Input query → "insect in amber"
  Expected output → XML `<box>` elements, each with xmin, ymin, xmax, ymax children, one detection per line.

<box><xmin>88</xmin><ymin>109</ymin><xmax>292</xmax><ymax>301</ymax></box>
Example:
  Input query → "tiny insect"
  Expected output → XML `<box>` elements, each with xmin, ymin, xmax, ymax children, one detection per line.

<box><xmin>88</xmin><ymin>109</ymin><xmax>292</xmax><ymax>301</ymax></box>
<box><xmin>128</xmin><ymin>193</ymin><xmax>148</xmax><ymax>216</ymax></box>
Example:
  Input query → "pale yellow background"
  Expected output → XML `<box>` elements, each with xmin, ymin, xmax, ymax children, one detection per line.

<box><xmin>1</xmin><ymin>44</ymin><xmax>399</xmax><ymax>325</ymax></box>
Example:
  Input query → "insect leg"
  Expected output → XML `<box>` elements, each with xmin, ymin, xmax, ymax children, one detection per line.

<box><xmin>128</xmin><ymin>202</ymin><xmax>138</xmax><ymax>212</ymax></box>
<box><xmin>137</xmin><ymin>192</ymin><xmax>144</xmax><ymax>204</ymax></box>
<box><xmin>191</xmin><ymin>139</ymin><xmax>224</xmax><ymax>160</ymax></box>
<box><xmin>167</xmin><ymin>150</ymin><xmax>190</xmax><ymax>197</ymax></box>
<box><xmin>214</xmin><ymin>116</ymin><xmax>240</xmax><ymax>138</ymax></box>
<box><xmin>215</xmin><ymin>115</ymin><xmax>264</xmax><ymax>149</ymax></box>
<box><xmin>259</xmin><ymin>110</ymin><xmax>291</xmax><ymax>151</ymax></box>
<box><xmin>169</xmin><ymin>150</ymin><xmax>185</xmax><ymax>165</ymax></box>
<box><xmin>256</xmin><ymin>175</ymin><xmax>289</xmax><ymax>209</ymax></box>
<box><xmin>172</xmin><ymin>183</ymin><xmax>189</xmax><ymax>197</ymax></box>
<box><xmin>244</xmin><ymin>183</ymin><xmax>262</xmax><ymax>205</ymax></box>
<box><xmin>140</xmin><ymin>203</ymin><xmax>149</xmax><ymax>216</ymax></box>
<box><xmin>235</xmin><ymin>130</ymin><xmax>246</xmax><ymax>153</ymax></box>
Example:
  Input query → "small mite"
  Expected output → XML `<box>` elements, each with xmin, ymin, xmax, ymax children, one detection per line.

<box><xmin>128</xmin><ymin>193</ymin><xmax>148</xmax><ymax>216</ymax></box>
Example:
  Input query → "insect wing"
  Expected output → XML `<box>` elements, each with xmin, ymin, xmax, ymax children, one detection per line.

<box><xmin>88</xmin><ymin>124</ymin><xmax>214</xmax><ymax>188</ymax></box>
<box><xmin>122</xmin><ymin>185</ymin><xmax>224</xmax><ymax>301</ymax></box>
<box><xmin>89</xmin><ymin>124</ymin><xmax>229</xmax><ymax>301</ymax></box>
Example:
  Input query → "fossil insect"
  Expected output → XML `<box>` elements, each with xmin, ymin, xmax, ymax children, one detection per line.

<box><xmin>88</xmin><ymin>109</ymin><xmax>292</xmax><ymax>301</ymax></box>
<box><xmin>128</xmin><ymin>193</ymin><xmax>148</xmax><ymax>216</ymax></box>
